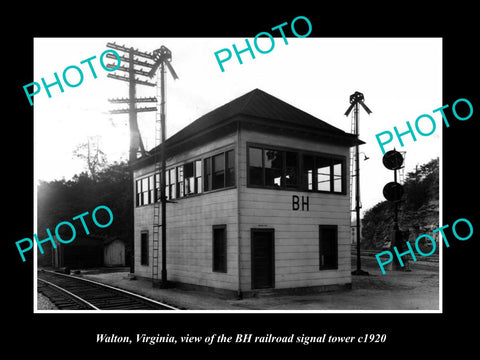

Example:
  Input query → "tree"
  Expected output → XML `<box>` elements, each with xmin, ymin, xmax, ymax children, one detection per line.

<box><xmin>362</xmin><ymin>158</ymin><xmax>439</xmax><ymax>249</ymax></box>
<box><xmin>37</xmin><ymin>161</ymin><xmax>133</xmax><ymax>267</ymax></box>
<box><xmin>72</xmin><ymin>136</ymin><xmax>107</xmax><ymax>181</ymax></box>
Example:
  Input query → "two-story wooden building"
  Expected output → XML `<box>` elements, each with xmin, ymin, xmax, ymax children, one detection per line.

<box><xmin>130</xmin><ymin>88</ymin><xmax>362</xmax><ymax>297</ymax></box>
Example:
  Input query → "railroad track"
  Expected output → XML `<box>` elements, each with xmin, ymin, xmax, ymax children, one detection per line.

<box><xmin>37</xmin><ymin>270</ymin><xmax>179</xmax><ymax>311</ymax></box>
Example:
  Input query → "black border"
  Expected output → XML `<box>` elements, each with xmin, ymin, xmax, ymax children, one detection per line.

<box><xmin>8</xmin><ymin>4</ymin><xmax>479</xmax><ymax>356</ymax></box>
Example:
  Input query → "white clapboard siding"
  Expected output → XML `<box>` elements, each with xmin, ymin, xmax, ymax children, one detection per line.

<box><xmin>133</xmin><ymin>133</ymin><xmax>240</xmax><ymax>291</ymax></box>
<box><xmin>133</xmin><ymin>122</ymin><xmax>353</xmax><ymax>292</ymax></box>
<box><xmin>237</xmin><ymin>127</ymin><xmax>352</xmax><ymax>290</ymax></box>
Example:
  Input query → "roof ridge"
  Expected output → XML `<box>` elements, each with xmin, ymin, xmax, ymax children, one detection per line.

<box><xmin>238</xmin><ymin>88</ymin><xmax>262</xmax><ymax>114</ymax></box>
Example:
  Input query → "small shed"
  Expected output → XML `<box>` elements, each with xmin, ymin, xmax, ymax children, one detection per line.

<box><xmin>53</xmin><ymin>236</ymin><xmax>103</xmax><ymax>269</ymax></box>
<box><xmin>103</xmin><ymin>238</ymin><xmax>126</xmax><ymax>267</ymax></box>
<box><xmin>51</xmin><ymin>235</ymin><xmax>125</xmax><ymax>269</ymax></box>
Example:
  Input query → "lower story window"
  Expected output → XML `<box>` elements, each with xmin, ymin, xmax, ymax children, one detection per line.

<box><xmin>212</xmin><ymin>225</ymin><xmax>227</xmax><ymax>272</ymax></box>
<box><xmin>140</xmin><ymin>231</ymin><xmax>149</xmax><ymax>266</ymax></box>
<box><xmin>319</xmin><ymin>225</ymin><xmax>338</xmax><ymax>270</ymax></box>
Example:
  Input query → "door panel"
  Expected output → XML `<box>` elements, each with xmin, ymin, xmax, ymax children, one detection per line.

<box><xmin>251</xmin><ymin>229</ymin><xmax>274</xmax><ymax>289</ymax></box>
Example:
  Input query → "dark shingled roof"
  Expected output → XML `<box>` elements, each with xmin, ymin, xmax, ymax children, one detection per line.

<box><xmin>166</xmin><ymin>88</ymin><xmax>347</xmax><ymax>145</ymax></box>
<box><xmin>133</xmin><ymin>89</ymin><xmax>361</xmax><ymax>168</ymax></box>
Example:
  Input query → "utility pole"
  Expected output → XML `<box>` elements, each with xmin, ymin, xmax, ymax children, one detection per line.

<box><xmin>345</xmin><ymin>91</ymin><xmax>371</xmax><ymax>276</ymax></box>
<box><xmin>106</xmin><ymin>42</ymin><xmax>157</xmax><ymax>161</ymax></box>
<box><xmin>105</xmin><ymin>42</ymin><xmax>157</xmax><ymax>275</ymax></box>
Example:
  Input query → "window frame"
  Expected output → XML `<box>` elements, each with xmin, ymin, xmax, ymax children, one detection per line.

<box><xmin>183</xmin><ymin>161</ymin><xmax>196</xmax><ymax>196</ymax></box>
<box><xmin>195</xmin><ymin>159</ymin><xmax>202</xmax><ymax>194</ymax></box>
<box><xmin>140</xmin><ymin>230</ymin><xmax>149</xmax><ymax>266</ymax></box>
<box><xmin>134</xmin><ymin>149</ymin><xmax>234</xmax><ymax>207</ymax></box>
<box><xmin>203</xmin><ymin>149</ymin><xmax>236</xmax><ymax>193</ymax></box>
<box><xmin>212</xmin><ymin>225</ymin><xmax>227</xmax><ymax>273</ymax></box>
<box><xmin>247</xmin><ymin>142</ymin><xmax>346</xmax><ymax>195</ymax></box>
<box><xmin>136</xmin><ymin>174</ymin><xmax>158</xmax><ymax>207</ymax></box>
<box><xmin>212</xmin><ymin>152</ymin><xmax>226</xmax><ymax>190</ymax></box>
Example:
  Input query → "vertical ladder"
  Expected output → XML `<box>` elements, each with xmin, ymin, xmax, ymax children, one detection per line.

<box><xmin>349</xmin><ymin>110</ymin><xmax>356</xmax><ymax>212</ymax></box>
<box><xmin>152</xmin><ymin>72</ymin><xmax>163</xmax><ymax>284</ymax></box>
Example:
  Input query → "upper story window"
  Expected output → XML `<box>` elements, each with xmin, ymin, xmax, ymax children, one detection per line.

<box><xmin>165</xmin><ymin>168</ymin><xmax>176</xmax><ymax>200</ymax></box>
<box><xmin>136</xmin><ymin>149</ymin><xmax>234</xmax><ymax>207</ymax></box>
<box><xmin>184</xmin><ymin>161</ymin><xmax>195</xmax><ymax>195</ymax></box>
<box><xmin>136</xmin><ymin>175</ymin><xmax>159</xmax><ymax>206</ymax></box>
<box><xmin>303</xmin><ymin>155</ymin><xmax>344</xmax><ymax>193</ymax></box>
<box><xmin>204</xmin><ymin>149</ymin><xmax>235</xmax><ymax>192</ymax></box>
<box><xmin>248</xmin><ymin>144</ymin><xmax>345</xmax><ymax>194</ymax></box>
<box><xmin>182</xmin><ymin>159</ymin><xmax>202</xmax><ymax>196</ymax></box>
<box><xmin>248</xmin><ymin>146</ymin><xmax>300</xmax><ymax>189</ymax></box>
<box><xmin>212</xmin><ymin>153</ymin><xmax>225</xmax><ymax>190</ymax></box>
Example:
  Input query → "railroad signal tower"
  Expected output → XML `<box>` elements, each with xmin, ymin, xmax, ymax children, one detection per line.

<box><xmin>382</xmin><ymin>149</ymin><xmax>409</xmax><ymax>270</ymax></box>
<box><xmin>345</xmin><ymin>91</ymin><xmax>372</xmax><ymax>276</ymax></box>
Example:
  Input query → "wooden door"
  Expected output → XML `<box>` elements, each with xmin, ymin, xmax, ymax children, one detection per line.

<box><xmin>251</xmin><ymin>229</ymin><xmax>275</xmax><ymax>289</ymax></box>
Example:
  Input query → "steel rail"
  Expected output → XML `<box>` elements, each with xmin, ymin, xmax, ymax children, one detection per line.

<box><xmin>38</xmin><ymin>270</ymin><xmax>179</xmax><ymax>310</ymax></box>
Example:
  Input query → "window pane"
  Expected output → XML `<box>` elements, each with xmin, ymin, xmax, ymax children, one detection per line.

<box><xmin>333</xmin><ymin>160</ymin><xmax>342</xmax><ymax>193</ymax></box>
<box><xmin>196</xmin><ymin>177</ymin><xmax>202</xmax><ymax>194</ymax></box>
<box><xmin>177</xmin><ymin>166</ymin><xmax>184</xmax><ymax>197</ymax></box>
<box><xmin>177</xmin><ymin>166</ymin><xmax>183</xmax><ymax>182</ymax></box>
<box><xmin>195</xmin><ymin>160</ymin><xmax>202</xmax><ymax>177</ymax></box>
<box><xmin>185</xmin><ymin>177</ymin><xmax>195</xmax><ymax>194</ymax></box>
<box><xmin>149</xmin><ymin>175</ymin><xmax>155</xmax><ymax>203</ymax></box>
<box><xmin>213</xmin><ymin>153</ymin><xmax>225</xmax><ymax>171</ymax></box>
<box><xmin>136</xmin><ymin>180</ymin><xmax>141</xmax><ymax>206</ymax></box>
<box><xmin>265</xmin><ymin>149</ymin><xmax>283</xmax><ymax>187</ymax></box>
<box><xmin>140</xmin><ymin>177</ymin><xmax>149</xmax><ymax>205</ymax></box>
<box><xmin>249</xmin><ymin>147</ymin><xmax>262</xmax><ymax>167</ymax></box>
<box><xmin>195</xmin><ymin>160</ymin><xmax>202</xmax><ymax>194</ymax></box>
<box><xmin>142</xmin><ymin>177</ymin><xmax>149</xmax><ymax>191</ymax></box>
<box><xmin>184</xmin><ymin>162</ymin><xmax>194</xmax><ymax>178</ymax></box>
<box><xmin>169</xmin><ymin>169</ymin><xmax>176</xmax><ymax>199</ymax></box>
<box><xmin>212</xmin><ymin>153</ymin><xmax>225</xmax><ymax>190</ymax></box>
<box><xmin>285</xmin><ymin>151</ymin><xmax>298</xmax><ymax>188</ymax></box>
<box><xmin>316</xmin><ymin>157</ymin><xmax>331</xmax><ymax>191</ymax></box>
<box><xmin>184</xmin><ymin>162</ymin><xmax>194</xmax><ymax>195</ymax></box>
<box><xmin>204</xmin><ymin>158</ymin><xmax>211</xmax><ymax>192</ymax></box>
<box><xmin>249</xmin><ymin>147</ymin><xmax>263</xmax><ymax>186</ymax></box>
<box><xmin>303</xmin><ymin>155</ymin><xmax>315</xmax><ymax>190</ymax></box>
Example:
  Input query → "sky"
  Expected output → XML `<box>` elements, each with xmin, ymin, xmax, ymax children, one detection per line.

<box><xmin>33</xmin><ymin>37</ymin><xmax>442</xmax><ymax>215</ymax></box>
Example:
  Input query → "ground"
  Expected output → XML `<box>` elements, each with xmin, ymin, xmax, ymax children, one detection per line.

<box><xmin>37</xmin><ymin>292</ymin><xmax>58</xmax><ymax>310</ymax></box>
<box><xmin>37</xmin><ymin>256</ymin><xmax>439</xmax><ymax>311</ymax></box>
